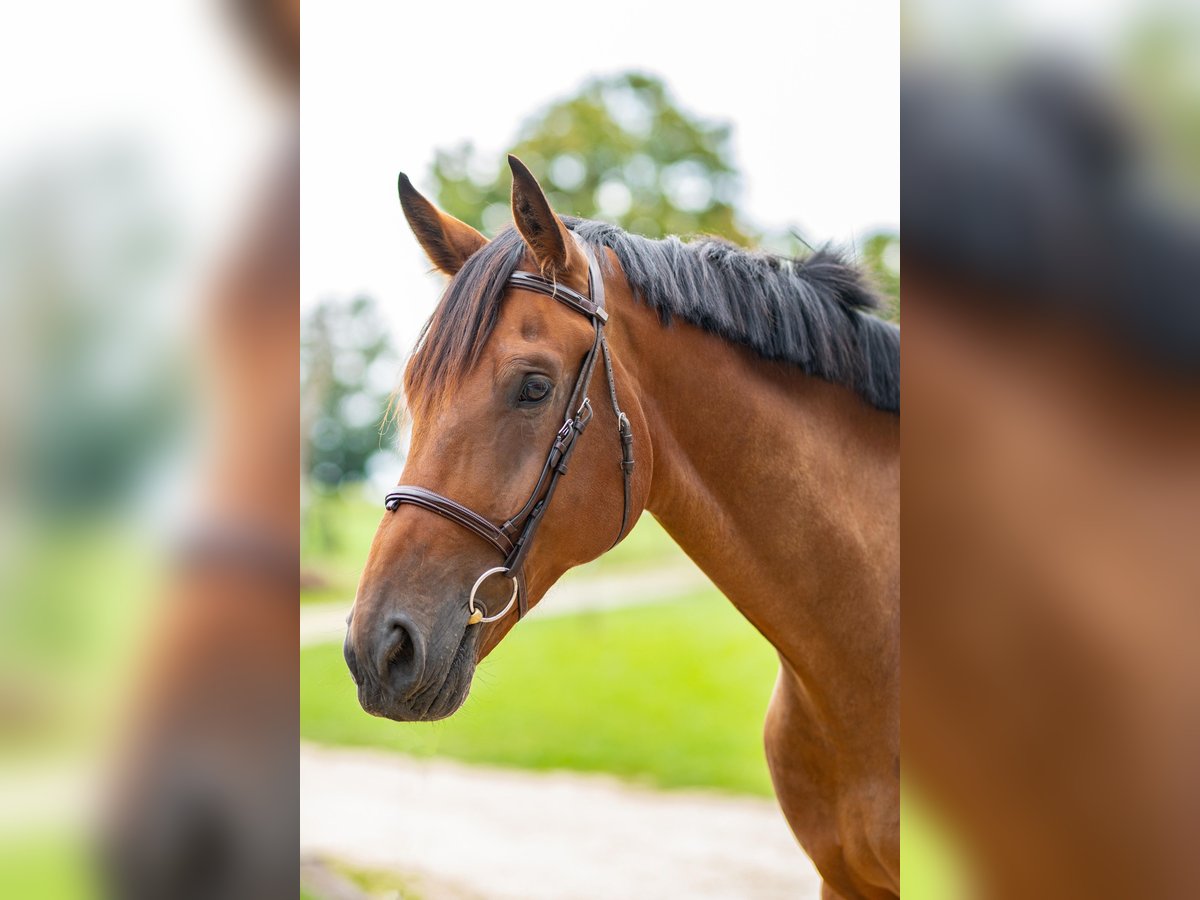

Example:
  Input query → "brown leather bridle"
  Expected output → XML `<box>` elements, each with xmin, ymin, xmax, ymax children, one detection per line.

<box><xmin>384</xmin><ymin>241</ymin><xmax>635</xmax><ymax>625</ymax></box>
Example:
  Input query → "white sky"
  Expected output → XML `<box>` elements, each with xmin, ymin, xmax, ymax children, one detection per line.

<box><xmin>909</xmin><ymin>0</ymin><xmax>1165</xmax><ymax>55</ymax></box>
<box><xmin>3</xmin><ymin>0</ymin><xmax>1159</xmax><ymax>357</ymax></box>
<box><xmin>301</xmin><ymin>0</ymin><xmax>900</xmax><ymax>349</ymax></box>
<box><xmin>0</xmin><ymin>0</ymin><xmax>286</xmax><ymax>302</ymax></box>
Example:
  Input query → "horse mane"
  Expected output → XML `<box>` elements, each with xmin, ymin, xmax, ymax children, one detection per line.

<box><xmin>904</xmin><ymin>65</ymin><xmax>1200</xmax><ymax>375</ymax></box>
<box><xmin>405</xmin><ymin>221</ymin><xmax>900</xmax><ymax>413</ymax></box>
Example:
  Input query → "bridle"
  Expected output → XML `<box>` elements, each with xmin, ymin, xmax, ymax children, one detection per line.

<box><xmin>174</xmin><ymin>521</ymin><xmax>300</xmax><ymax>583</ymax></box>
<box><xmin>383</xmin><ymin>240</ymin><xmax>635</xmax><ymax>626</ymax></box>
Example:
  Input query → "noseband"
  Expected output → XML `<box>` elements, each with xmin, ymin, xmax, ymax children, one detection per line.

<box><xmin>384</xmin><ymin>241</ymin><xmax>635</xmax><ymax>625</ymax></box>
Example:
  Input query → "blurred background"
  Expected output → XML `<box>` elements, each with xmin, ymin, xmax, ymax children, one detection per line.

<box><xmin>14</xmin><ymin>0</ymin><xmax>1191</xmax><ymax>896</ymax></box>
<box><xmin>0</xmin><ymin>0</ymin><xmax>296</xmax><ymax>896</ymax></box>
<box><xmin>299</xmin><ymin>2</ymin><xmax>896</xmax><ymax>897</ymax></box>
<box><xmin>903</xmin><ymin>1</ymin><xmax>1200</xmax><ymax>898</ymax></box>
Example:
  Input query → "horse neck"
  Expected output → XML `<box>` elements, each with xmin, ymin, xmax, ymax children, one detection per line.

<box><xmin>613</xmin><ymin>289</ymin><xmax>900</xmax><ymax>684</ymax></box>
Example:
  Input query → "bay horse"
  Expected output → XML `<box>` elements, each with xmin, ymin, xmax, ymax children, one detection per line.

<box><xmin>103</xmin><ymin>150</ymin><xmax>300</xmax><ymax>900</ymax></box>
<box><xmin>102</xmin><ymin>1</ymin><xmax>299</xmax><ymax>894</ymax></box>
<box><xmin>903</xmin><ymin>66</ymin><xmax>1200</xmax><ymax>897</ymax></box>
<box><xmin>345</xmin><ymin>156</ymin><xmax>900</xmax><ymax>898</ymax></box>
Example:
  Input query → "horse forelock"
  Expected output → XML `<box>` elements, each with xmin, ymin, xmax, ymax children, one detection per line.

<box><xmin>403</xmin><ymin>229</ymin><xmax>529</xmax><ymax>417</ymax></box>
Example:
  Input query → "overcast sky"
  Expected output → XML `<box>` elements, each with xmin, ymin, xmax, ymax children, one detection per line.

<box><xmin>1</xmin><ymin>1</ymin><xmax>284</xmax><ymax>306</ymax></box>
<box><xmin>301</xmin><ymin>0</ymin><xmax>900</xmax><ymax>348</ymax></box>
<box><xmin>4</xmin><ymin>0</ymin><xmax>1148</xmax><ymax>355</ymax></box>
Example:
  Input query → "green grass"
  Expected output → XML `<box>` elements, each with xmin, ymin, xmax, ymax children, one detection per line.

<box><xmin>0</xmin><ymin>831</ymin><xmax>96</xmax><ymax>899</ymax></box>
<box><xmin>330</xmin><ymin>860</ymin><xmax>426</xmax><ymax>898</ymax></box>
<box><xmin>302</xmin><ymin>489</ymin><xmax>383</xmax><ymax>603</ymax></box>
<box><xmin>580</xmin><ymin>512</ymin><xmax>688</xmax><ymax>573</ymax></box>
<box><xmin>1</xmin><ymin>525</ymin><xmax>159</xmax><ymax>761</ymax></box>
<box><xmin>900</xmin><ymin>784</ymin><xmax>974</xmax><ymax>899</ymax></box>
<box><xmin>301</xmin><ymin>485</ymin><xmax>687</xmax><ymax>604</ymax></box>
<box><xmin>301</xmin><ymin>589</ymin><xmax>779</xmax><ymax>796</ymax></box>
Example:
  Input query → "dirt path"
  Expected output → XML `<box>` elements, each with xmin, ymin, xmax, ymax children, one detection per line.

<box><xmin>300</xmin><ymin>743</ymin><xmax>820</xmax><ymax>899</ymax></box>
<box><xmin>300</xmin><ymin>564</ymin><xmax>710</xmax><ymax>647</ymax></box>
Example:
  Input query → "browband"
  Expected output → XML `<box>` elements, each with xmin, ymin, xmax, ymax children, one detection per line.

<box><xmin>506</xmin><ymin>272</ymin><xmax>608</xmax><ymax>323</ymax></box>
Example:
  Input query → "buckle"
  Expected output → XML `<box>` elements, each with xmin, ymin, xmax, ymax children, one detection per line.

<box><xmin>575</xmin><ymin>398</ymin><xmax>594</xmax><ymax>429</ymax></box>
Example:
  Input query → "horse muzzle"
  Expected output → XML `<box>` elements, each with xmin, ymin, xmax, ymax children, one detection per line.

<box><xmin>344</xmin><ymin>607</ymin><xmax>478</xmax><ymax>722</ymax></box>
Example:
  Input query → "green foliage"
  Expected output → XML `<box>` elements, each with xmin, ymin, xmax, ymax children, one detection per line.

<box><xmin>429</xmin><ymin>71</ymin><xmax>899</xmax><ymax>316</ymax></box>
<box><xmin>301</xmin><ymin>295</ymin><xmax>399</xmax><ymax>488</ymax></box>
<box><xmin>1122</xmin><ymin>13</ymin><xmax>1200</xmax><ymax>191</ymax></box>
<box><xmin>301</xmin><ymin>589</ymin><xmax>778</xmax><ymax>796</ymax></box>
<box><xmin>1</xmin><ymin>145</ymin><xmax>185</xmax><ymax>518</ymax></box>
<box><xmin>861</xmin><ymin>230</ymin><xmax>901</xmax><ymax>320</ymax></box>
<box><xmin>431</xmin><ymin>72</ymin><xmax>753</xmax><ymax>245</ymax></box>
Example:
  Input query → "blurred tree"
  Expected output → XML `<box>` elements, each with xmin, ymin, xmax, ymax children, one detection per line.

<box><xmin>861</xmin><ymin>230</ymin><xmax>900</xmax><ymax>321</ymax></box>
<box><xmin>301</xmin><ymin>294</ymin><xmax>398</xmax><ymax>490</ymax></box>
<box><xmin>431</xmin><ymin>72</ymin><xmax>753</xmax><ymax>245</ymax></box>
<box><xmin>1</xmin><ymin>145</ymin><xmax>184</xmax><ymax>520</ymax></box>
<box><xmin>430</xmin><ymin>71</ymin><xmax>898</xmax><ymax>317</ymax></box>
<box><xmin>1122</xmin><ymin>13</ymin><xmax>1200</xmax><ymax>191</ymax></box>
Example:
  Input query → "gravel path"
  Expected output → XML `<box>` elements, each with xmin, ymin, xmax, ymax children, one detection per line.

<box><xmin>300</xmin><ymin>566</ymin><xmax>819</xmax><ymax>897</ymax></box>
<box><xmin>300</xmin><ymin>563</ymin><xmax>711</xmax><ymax>647</ymax></box>
<box><xmin>300</xmin><ymin>743</ymin><xmax>820</xmax><ymax>899</ymax></box>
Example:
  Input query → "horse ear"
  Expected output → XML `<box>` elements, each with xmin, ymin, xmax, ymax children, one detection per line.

<box><xmin>397</xmin><ymin>173</ymin><xmax>487</xmax><ymax>275</ymax></box>
<box><xmin>508</xmin><ymin>154</ymin><xmax>586</xmax><ymax>277</ymax></box>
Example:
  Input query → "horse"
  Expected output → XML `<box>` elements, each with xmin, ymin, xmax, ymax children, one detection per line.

<box><xmin>903</xmin><ymin>66</ymin><xmax>1200</xmax><ymax>898</ymax></box>
<box><xmin>102</xmin><ymin>150</ymin><xmax>300</xmax><ymax>900</ymax></box>
<box><xmin>101</xmin><ymin>1</ymin><xmax>300</xmax><ymax>893</ymax></box>
<box><xmin>345</xmin><ymin>156</ymin><xmax>900</xmax><ymax>899</ymax></box>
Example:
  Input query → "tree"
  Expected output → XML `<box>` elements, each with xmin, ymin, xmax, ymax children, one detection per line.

<box><xmin>1122</xmin><ymin>13</ymin><xmax>1200</xmax><ymax>191</ymax></box>
<box><xmin>301</xmin><ymin>294</ymin><xmax>398</xmax><ymax>489</ymax></box>
<box><xmin>2</xmin><ymin>144</ymin><xmax>184</xmax><ymax>519</ymax></box>
<box><xmin>431</xmin><ymin>72</ymin><xmax>754</xmax><ymax>245</ymax></box>
<box><xmin>429</xmin><ymin>71</ymin><xmax>898</xmax><ymax>317</ymax></box>
<box><xmin>861</xmin><ymin>231</ymin><xmax>900</xmax><ymax>321</ymax></box>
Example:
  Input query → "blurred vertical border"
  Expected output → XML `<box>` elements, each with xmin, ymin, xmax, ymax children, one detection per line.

<box><xmin>0</xmin><ymin>1</ymin><xmax>298</xmax><ymax>897</ymax></box>
<box><xmin>902</xmin><ymin>1</ymin><xmax>1200</xmax><ymax>897</ymax></box>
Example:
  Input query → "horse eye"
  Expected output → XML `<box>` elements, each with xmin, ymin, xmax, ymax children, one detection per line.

<box><xmin>518</xmin><ymin>377</ymin><xmax>552</xmax><ymax>404</ymax></box>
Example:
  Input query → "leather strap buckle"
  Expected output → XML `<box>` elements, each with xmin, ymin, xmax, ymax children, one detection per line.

<box><xmin>575</xmin><ymin>397</ymin><xmax>594</xmax><ymax>430</ymax></box>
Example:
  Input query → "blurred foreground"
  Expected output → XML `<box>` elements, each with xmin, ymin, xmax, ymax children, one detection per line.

<box><xmin>1</xmin><ymin>1</ymin><xmax>298</xmax><ymax>897</ymax></box>
<box><xmin>903</xmin><ymin>3</ymin><xmax>1200</xmax><ymax>897</ymax></box>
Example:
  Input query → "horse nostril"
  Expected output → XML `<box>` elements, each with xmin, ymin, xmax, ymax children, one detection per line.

<box><xmin>376</xmin><ymin>613</ymin><xmax>425</xmax><ymax>697</ymax></box>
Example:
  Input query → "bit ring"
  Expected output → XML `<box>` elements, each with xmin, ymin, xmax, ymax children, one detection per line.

<box><xmin>467</xmin><ymin>566</ymin><xmax>519</xmax><ymax>624</ymax></box>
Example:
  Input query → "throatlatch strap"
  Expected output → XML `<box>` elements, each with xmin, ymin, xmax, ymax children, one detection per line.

<box><xmin>601</xmin><ymin>335</ymin><xmax>635</xmax><ymax>547</ymax></box>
